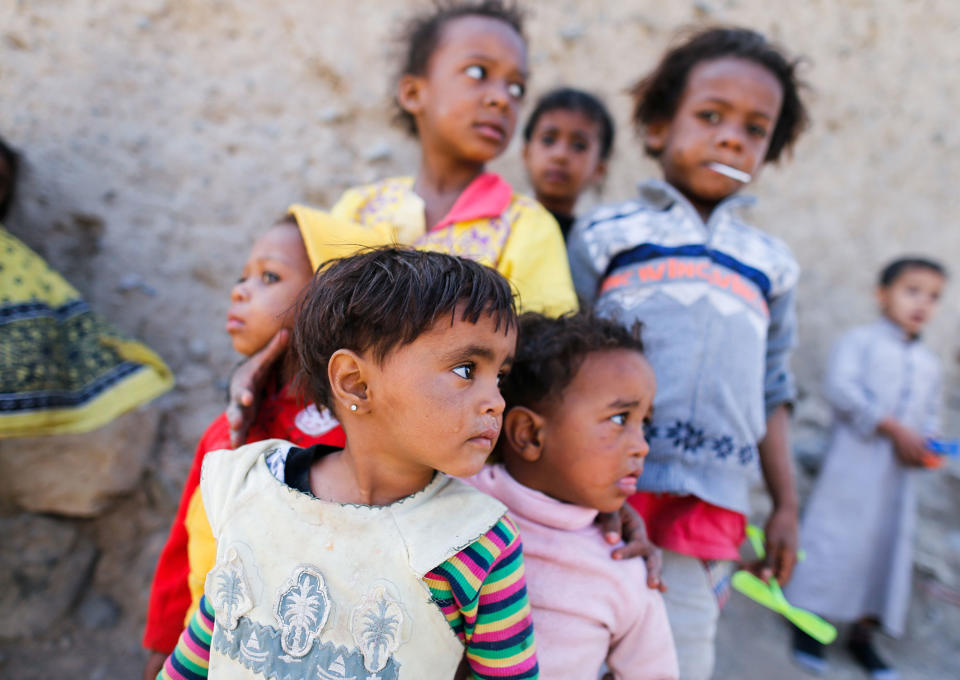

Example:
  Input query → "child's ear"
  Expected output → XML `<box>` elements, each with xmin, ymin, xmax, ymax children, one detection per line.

<box><xmin>502</xmin><ymin>407</ymin><xmax>546</xmax><ymax>462</ymax></box>
<box><xmin>643</xmin><ymin>119</ymin><xmax>670</xmax><ymax>156</ymax></box>
<box><xmin>396</xmin><ymin>74</ymin><xmax>425</xmax><ymax>117</ymax></box>
<box><xmin>592</xmin><ymin>158</ymin><xmax>609</xmax><ymax>187</ymax></box>
<box><xmin>875</xmin><ymin>286</ymin><xmax>889</xmax><ymax>311</ymax></box>
<box><xmin>328</xmin><ymin>349</ymin><xmax>369</xmax><ymax>415</ymax></box>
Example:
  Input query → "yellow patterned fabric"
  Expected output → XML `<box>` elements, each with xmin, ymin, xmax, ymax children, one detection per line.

<box><xmin>0</xmin><ymin>226</ymin><xmax>173</xmax><ymax>437</ymax></box>
<box><xmin>291</xmin><ymin>176</ymin><xmax>577</xmax><ymax>316</ymax></box>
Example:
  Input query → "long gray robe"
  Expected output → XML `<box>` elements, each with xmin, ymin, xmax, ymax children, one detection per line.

<box><xmin>785</xmin><ymin>319</ymin><xmax>941</xmax><ymax>636</ymax></box>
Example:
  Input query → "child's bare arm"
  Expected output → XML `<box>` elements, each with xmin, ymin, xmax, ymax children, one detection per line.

<box><xmin>755</xmin><ymin>404</ymin><xmax>799</xmax><ymax>586</ymax></box>
<box><xmin>142</xmin><ymin>652</ymin><xmax>166</xmax><ymax>680</ymax></box>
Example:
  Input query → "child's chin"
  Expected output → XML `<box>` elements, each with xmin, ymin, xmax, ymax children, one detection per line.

<box><xmin>595</xmin><ymin>498</ymin><xmax>627</xmax><ymax>515</ymax></box>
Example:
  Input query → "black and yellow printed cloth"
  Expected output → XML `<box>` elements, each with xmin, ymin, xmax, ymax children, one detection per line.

<box><xmin>0</xmin><ymin>226</ymin><xmax>173</xmax><ymax>437</ymax></box>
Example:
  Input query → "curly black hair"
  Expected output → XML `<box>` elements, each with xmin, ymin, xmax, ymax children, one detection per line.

<box><xmin>393</xmin><ymin>0</ymin><xmax>526</xmax><ymax>136</ymax></box>
<box><xmin>878</xmin><ymin>256</ymin><xmax>947</xmax><ymax>287</ymax></box>
<box><xmin>293</xmin><ymin>247</ymin><xmax>517</xmax><ymax>415</ymax></box>
<box><xmin>522</xmin><ymin>87</ymin><xmax>616</xmax><ymax>160</ymax></box>
<box><xmin>500</xmin><ymin>310</ymin><xmax>644</xmax><ymax>414</ymax></box>
<box><xmin>630</xmin><ymin>26</ymin><xmax>809</xmax><ymax>162</ymax></box>
<box><xmin>0</xmin><ymin>135</ymin><xmax>20</xmax><ymax>221</ymax></box>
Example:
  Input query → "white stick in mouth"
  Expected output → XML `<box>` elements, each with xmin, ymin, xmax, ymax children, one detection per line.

<box><xmin>707</xmin><ymin>162</ymin><xmax>751</xmax><ymax>183</ymax></box>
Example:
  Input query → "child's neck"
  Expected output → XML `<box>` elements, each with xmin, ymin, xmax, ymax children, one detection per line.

<box><xmin>678</xmin><ymin>189</ymin><xmax>721</xmax><ymax>223</ymax></box>
<box><xmin>882</xmin><ymin>313</ymin><xmax>920</xmax><ymax>340</ymax></box>
<box><xmin>414</xmin><ymin>151</ymin><xmax>486</xmax><ymax>230</ymax></box>
<box><xmin>308</xmin><ymin>436</ymin><xmax>435</xmax><ymax>506</ymax></box>
<box><xmin>537</xmin><ymin>194</ymin><xmax>576</xmax><ymax>220</ymax></box>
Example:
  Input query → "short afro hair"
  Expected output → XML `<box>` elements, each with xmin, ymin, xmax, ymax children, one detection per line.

<box><xmin>523</xmin><ymin>87</ymin><xmax>616</xmax><ymax>160</ymax></box>
<box><xmin>630</xmin><ymin>26</ymin><xmax>810</xmax><ymax>163</ymax></box>
<box><xmin>393</xmin><ymin>0</ymin><xmax>526</xmax><ymax>136</ymax></box>
<box><xmin>878</xmin><ymin>256</ymin><xmax>947</xmax><ymax>287</ymax></box>
<box><xmin>499</xmin><ymin>310</ymin><xmax>644</xmax><ymax>415</ymax></box>
<box><xmin>293</xmin><ymin>247</ymin><xmax>517</xmax><ymax>415</ymax></box>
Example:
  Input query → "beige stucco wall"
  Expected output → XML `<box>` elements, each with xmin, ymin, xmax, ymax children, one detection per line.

<box><xmin>2</xmin><ymin>0</ymin><xmax>958</xmax><ymax>463</ymax></box>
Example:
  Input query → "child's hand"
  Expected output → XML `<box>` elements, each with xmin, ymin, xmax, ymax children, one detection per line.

<box><xmin>878</xmin><ymin>418</ymin><xmax>929</xmax><ymax>467</ymax></box>
<box><xmin>142</xmin><ymin>651</ymin><xmax>166</xmax><ymax>680</ymax></box>
<box><xmin>742</xmin><ymin>507</ymin><xmax>798</xmax><ymax>586</ymax></box>
<box><xmin>763</xmin><ymin>506</ymin><xmax>798</xmax><ymax>585</ymax></box>
<box><xmin>598</xmin><ymin>505</ymin><xmax>667</xmax><ymax>592</ymax></box>
<box><xmin>226</xmin><ymin>329</ymin><xmax>289</xmax><ymax>447</ymax></box>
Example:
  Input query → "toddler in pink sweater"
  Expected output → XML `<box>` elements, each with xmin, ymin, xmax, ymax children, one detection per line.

<box><xmin>468</xmin><ymin>311</ymin><xmax>678</xmax><ymax>679</ymax></box>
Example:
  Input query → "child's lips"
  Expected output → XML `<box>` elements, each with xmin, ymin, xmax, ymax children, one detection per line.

<box><xmin>474</xmin><ymin>121</ymin><xmax>506</xmax><ymax>143</ymax></box>
<box><xmin>542</xmin><ymin>169</ymin><xmax>570</xmax><ymax>184</ymax></box>
<box><xmin>226</xmin><ymin>315</ymin><xmax>245</xmax><ymax>333</ymax></box>
<box><xmin>616</xmin><ymin>475</ymin><xmax>638</xmax><ymax>494</ymax></box>
<box><xmin>468</xmin><ymin>426</ymin><xmax>500</xmax><ymax>449</ymax></box>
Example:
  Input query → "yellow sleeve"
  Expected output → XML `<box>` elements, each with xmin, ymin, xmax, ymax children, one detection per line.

<box><xmin>498</xmin><ymin>199</ymin><xmax>578</xmax><ymax>316</ymax></box>
<box><xmin>288</xmin><ymin>203</ymin><xmax>399</xmax><ymax>272</ymax></box>
<box><xmin>183</xmin><ymin>486</ymin><xmax>217</xmax><ymax>626</ymax></box>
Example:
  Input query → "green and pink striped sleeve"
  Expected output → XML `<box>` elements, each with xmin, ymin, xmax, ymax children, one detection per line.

<box><xmin>157</xmin><ymin>593</ymin><xmax>213</xmax><ymax>680</ymax></box>
<box><xmin>424</xmin><ymin>515</ymin><xmax>539</xmax><ymax>679</ymax></box>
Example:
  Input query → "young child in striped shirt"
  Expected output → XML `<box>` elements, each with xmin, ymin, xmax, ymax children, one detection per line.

<box><xmin>158</xmin><ymin>248</ymin><xmax>537</xmax><ymax>680</ymax></box>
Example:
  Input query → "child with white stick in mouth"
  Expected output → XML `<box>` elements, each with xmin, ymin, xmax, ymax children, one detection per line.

<box><xmin>567</xmin><ymin>27</ymin><xmax>811</xmax><ymax>680</ymax></box>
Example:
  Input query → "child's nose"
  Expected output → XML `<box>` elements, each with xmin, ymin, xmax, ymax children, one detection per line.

<box><xmin>715</xmin><ymin>124</ymin><xmax>745</xmax><ymax>152</ymax></box>
<box><xmin>548</xmin><ymin>143</ymin><xmax>568</xmax><ymax>162</ymax></box>
<box><xmin>483</xmin><ymin>382</ymin><xmax>507</xmax><ymax>416</ymax></box>
<box><xmin>231</xmin><ymin>281</ymin><xmax>249</xmax><ymax>302</ymax></box>
<box><xmin>483</xmin><ymin>81</ymin><xmax>511</xmax><ymax>110</ymax></box>
<box><xmin>631</xmin><ymin>427</ymin><xmax>651</xmax><ymax>458</ymax></box>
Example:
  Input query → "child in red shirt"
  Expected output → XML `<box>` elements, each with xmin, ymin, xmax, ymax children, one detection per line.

<box><xmin>141</xmin><ymin>215</ymin><xmax>345</xmax><ymax>678</ymax></box>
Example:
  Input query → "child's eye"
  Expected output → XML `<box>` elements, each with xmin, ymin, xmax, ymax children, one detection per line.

<box><xmin>538</xmin><ymin>132</ymin><xmax>557</xmax><ymax>147</ymax></box>
<box><xmin>571</xmin><ymin>139</ymin><xmax>589</xmax><ymax>153</ymax></box>
<box><xmin>453</xmin><ymin>364</ymin><xmax>474</xmax><ymax>380</ymax></box>
<box><xmin>465</xmin><ymin>65</ymin><xmax>486</xmax><ymax>80</ymax></box>
<box><xmin>746</xmin><ymin>123</ymin><xmax>768</xmax><ymax>138</ymax></box>
<box><xmin>611</xmin><ymin>413</ymin><xmax>627</xmax><ymax>426</ymax></box>
<box><xmin>507</xmin><ymin>82</ymin><xmax>525</xmax><ymax>100</ymax></box>
<box><xmin>697</xmin><ymin>110</ymin><xmax>720</xmax><ymax>124</ymax></box>
<box><xmin>261</xmin><ymin>271</ymin><xmax>280</xmax><ymax>284</ymax></box>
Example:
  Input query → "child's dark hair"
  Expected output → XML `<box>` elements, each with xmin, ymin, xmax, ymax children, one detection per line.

<box><xmin>394</xmin><ymin>0</ymin><xmax>525</xmax><ymax>135</ymax></box>
<box><xmin>630</xmin><ymin>26</ymin><xmax>809</xmax><ymax>162</ymax></box>
<box><xmin>878</xmin><ymin>256</ymin><xmax>947</xmax><ymax>287</ymax></box>
<box><xmin>523</xmin><ymin>87</ymin><xmax>616</xmax><ymax>160</ymax></box>
<box><xmin>0</xmin><ymin>135</ymin><xmax>20</xmax><ymax>221</ymax></box>
<box><xmin>293</xmin><ymin>247</ymin><xmax>517</xmax><ymax>413</ymax></box>
<box><xmin>500</xmin><ymin>311</ymin><xmax>644</xmax><ymax>413</ymax></box>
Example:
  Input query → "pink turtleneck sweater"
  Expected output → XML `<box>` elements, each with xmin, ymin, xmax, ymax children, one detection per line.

<box><xmin>466</xmin><ymin>465</ymin><xmax>678</xmax><ymax>680</ymax></box>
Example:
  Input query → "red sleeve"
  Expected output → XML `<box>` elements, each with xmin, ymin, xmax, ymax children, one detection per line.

<box><xmin>142</xmin><ymin>413</ymin><xmax>232</xmax><ymax>653</ymax></box>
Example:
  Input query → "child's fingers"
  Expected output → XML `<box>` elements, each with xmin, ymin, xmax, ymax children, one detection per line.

<box><xmin>596</xmin><ymin>511</ymin><xmax>623</xmax><ymax>545</ymax></box>
<box><xmin>773</xmin><ymin>543</ymin><xmax>797</xmax><ymax>585</ymax></box>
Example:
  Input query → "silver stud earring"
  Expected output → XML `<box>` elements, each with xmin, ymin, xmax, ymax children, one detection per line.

<box><xmin>350</xmin><ymin>404</ymin><xmax>358</xmax><ymax>412</ymax></box>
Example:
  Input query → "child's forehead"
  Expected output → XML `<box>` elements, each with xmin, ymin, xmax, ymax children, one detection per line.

<box><xmin>431</xmin><ymin>14</ymin><xmax>527</xmax><ymax>67</ymax></box>
<box><xmin>682</xmin><ymin>56</ymin><xmax>783</xmax><ymax>108</ymax></box>
<box><xmin>889</xmin><ymin>267</ymin><xmax>947</xmax><ymax>289</ymax></box>
<box><xmin>552</xmin><ymin>348</ymin><xmax>653</xmax><ymax>406</ymax></box>
<box><xmin>533</xmin><ymin>109</ymin><xmax>602</xmax><ymax>136</ymax></box>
